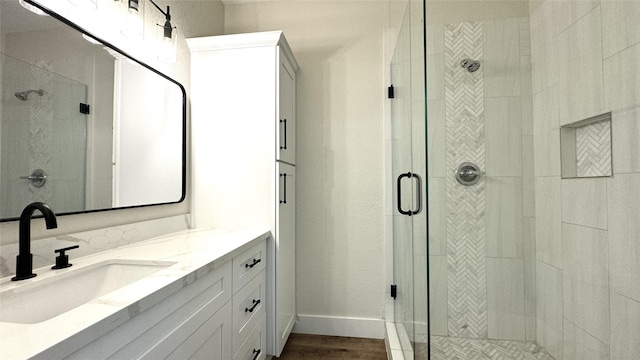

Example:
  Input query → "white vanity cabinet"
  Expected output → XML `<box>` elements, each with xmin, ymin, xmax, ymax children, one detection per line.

<box><xmin>188</xmin><ymin>31</ymin><xmax>299</xmax><ymax>357</ymax></box>
<box><xmin>59</xmin><ymin>239</ymin><xmax>267</xmax><ymax>360</ymax></box>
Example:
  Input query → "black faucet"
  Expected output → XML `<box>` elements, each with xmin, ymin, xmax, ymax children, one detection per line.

<box><xmin>12</xmin><ymin>202</ymin><xmax>58</xmax><ymax>281</ymax></box>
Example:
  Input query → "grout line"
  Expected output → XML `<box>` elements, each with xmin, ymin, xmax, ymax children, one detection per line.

<box><xmin>613</xmin><ymin>291</ymin><xmax>640</xmax><ymax>305</ymax></box>
<box><xmin>560</xmin><ymin>221</ymin><xmax>607</xmax><ymax>232</ymax></box>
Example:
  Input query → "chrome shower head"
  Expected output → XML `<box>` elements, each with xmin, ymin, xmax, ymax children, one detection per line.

<box><xmin>460</xmin><ymin>59</ymin><xmax>481</xmax><ymax>73</ymax></box>
<box><xmin>15</xmin><ymin>89</ymin><xmax>44</xmax><ymax>101</ymax></box>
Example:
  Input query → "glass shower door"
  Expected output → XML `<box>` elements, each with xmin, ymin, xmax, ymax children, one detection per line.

<box><xmin>390</xmin><ymin>1</ymin><xmax>427</xmax><ymax>358</ymax></box>
<box><xmin>391</xmin><ymin>5</ymin><xmax>415</xmax><ymax>355</ymax></box>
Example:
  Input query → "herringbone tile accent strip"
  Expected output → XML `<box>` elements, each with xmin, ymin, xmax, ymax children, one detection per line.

<box><xmin>576</xmin><ymin>121</ymin><xmax>612</xmax><ymax>177</ymax></box>
<box><xmin>444</xmin><ymin>21</ymin><xmax>487</xmax><ymax>339</ymax></box>
<box><xmin>431</xmin><ymin>336</ymin><xmax>556</xmax><ymax>360</ymax></box>
<box><xmin>28</xmin><ymin>60</ymin><xmax>54</xmax><ymax>202</ymax></box>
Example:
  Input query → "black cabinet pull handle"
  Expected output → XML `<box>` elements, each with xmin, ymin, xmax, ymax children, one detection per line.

<box><xmin>279</xmin><ymin>173</ymin><xmax>287</xmax><ymax>204</ymax></box>
<box><xmin>396</xmin><ymin>172</ymin><xmax>412</xmax><ymax>215</ymax></box>
<box><xmin>280</xmin><ymin>119</ymin><xmax>287</xmax><ymax>150</ymax></box>
<box><xmin>245</xmin><ymin>258</ymin><xmax>261</xmax><ymax>268</ymax></box>
<box><xmin>252</xmin><ymin>349</ymin><xmax>261</xmax><ymax>360</ymax></box>
<box><xmin>245</xmin><ymin>299</ymin><xmax>261</xmax><ymax>313</ymax></box>
<box><xmin>412</xmin><ymin>172</ymin><xmax>422</xmax><ymax>215</ymax></box>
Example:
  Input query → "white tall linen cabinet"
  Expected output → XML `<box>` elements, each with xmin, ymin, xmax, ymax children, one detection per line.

<box><xmin>187</xmin><ymin>31</ymin><xmax>298</xmax><ymax>357</ymax></box>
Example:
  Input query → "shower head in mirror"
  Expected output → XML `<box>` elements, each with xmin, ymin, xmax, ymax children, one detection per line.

<box><xmin>460</xmin><ymin>59</ymin><xmax>481</xmax><ymax>73</ymax></box>
<box><xmin>14</xmin><ymin>89</ymin><xmax>44</xmax><ymax>101</ymax></box>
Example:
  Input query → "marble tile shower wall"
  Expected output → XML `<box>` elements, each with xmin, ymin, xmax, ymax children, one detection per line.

<box><xmin>427</xmin><ymin>16</ymin><xmax>535</xmax><ymax>341</ymax></box>
<box><xmin>530</xmin><ymin>0</ymin><xmax>640</xmax><ymax>359</ymax></box>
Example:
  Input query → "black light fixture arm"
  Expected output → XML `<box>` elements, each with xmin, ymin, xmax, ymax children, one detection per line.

<box><xmin>149</xmin><ymin>0</ymin><xmax>170</xmax><ymax>20</ymax></box>
<box><xmin>148</xmin><ymin>0</ymin><xmax>175</xmax><ymax>39</ymax></box>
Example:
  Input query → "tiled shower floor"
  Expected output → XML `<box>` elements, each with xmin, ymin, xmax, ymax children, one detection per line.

<box><xmin>426</xmin><ymin>336</ymin><xmax>556</xmax><ymax>360</ymax></box>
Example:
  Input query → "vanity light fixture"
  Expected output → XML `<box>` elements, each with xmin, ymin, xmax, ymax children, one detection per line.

<box><xmin>18</xmin><ymin>0</ymin><xmax>48</xmax><ymax>16</ymax></box>
<box><xmin>68</xmin><ymin>0</ymin><xmax>98</xmax><ymax>10</ymax></box>
<box><xmin>149</xmin><ymin>0</ymin><xmax>177</xmax><ymax>63</ymax></box>
<box><xmin>121</xmin><ymin>0</ymin><xmax>145</xmax><ymax>40</ymax></box>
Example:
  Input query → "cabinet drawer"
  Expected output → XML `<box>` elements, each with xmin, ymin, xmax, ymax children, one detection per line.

<box><xmin>233</xmin><ymin>314</ymin><xmax>266</xmax><ymax>360</ymax></box>
<box><xmin>67</xmin><ymin>261</ymin><xmax>232</xmax><ymax>359</ymax></box>
<box><xmin>164</xmin><ymin>302</ymin><xmax>232</xmax><ymax>360</ymax></box>
<box><xmin>232</xmin><ymin>240</ymin><xmax>266</xmax><ymax>293</ymax></box>
<box><xmin>233</xmin><ymin>269</ymin><xmax>266</xmax><ymax>352</ymax></box>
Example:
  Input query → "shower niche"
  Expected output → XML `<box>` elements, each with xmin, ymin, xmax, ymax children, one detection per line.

<box><xmin>560</xmin><ymin>112</ymin><xmax>613</xmax><ymax>178</ymax></box>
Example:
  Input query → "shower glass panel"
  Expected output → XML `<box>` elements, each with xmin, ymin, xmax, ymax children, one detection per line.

<box><xmin>391</xmin><ymin>0</ymin><xmax>427</xmax><ymax>358</ymax></box>
<box><xmin>0</xmin><ymin>54</ymin><xmax>88</xmax><ymax>218</ymax></box>
<box><xmin>391</xmin><ymin>4</ymin><xmax>415</xmax><ymax>356</ymax></box>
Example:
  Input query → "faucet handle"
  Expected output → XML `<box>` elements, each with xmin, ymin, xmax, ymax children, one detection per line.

<box><xmin>52</xmin><ymin>245</ymin><xmax>79</xmax><ymax>269</ymax></box>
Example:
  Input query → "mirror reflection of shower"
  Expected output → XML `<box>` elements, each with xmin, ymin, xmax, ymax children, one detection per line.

<box><xmin>15</xmin><ymin>89</ymin><xmax>44</xmax><ymax>101</ymax></box>
<box><xmin>460</xmin><ymin>58</ymin><xmax>481</xmax><ymax>73</ymax></box>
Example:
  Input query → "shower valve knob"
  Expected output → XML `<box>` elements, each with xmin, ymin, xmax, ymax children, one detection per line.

<box><xmin>20</xmin><ymin>169</ymin><xmax>48</xmax><ymax>188</ymax></box>
<box><xmin>455</xmin><ymin>162</ymin><xmax>484</xmax><ymax>186</ymax></box>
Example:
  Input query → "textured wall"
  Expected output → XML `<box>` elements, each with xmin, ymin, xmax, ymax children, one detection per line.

<box><xmin>225</xmin><ymin>1</ymin><xmax>389</xmax><ymax>323</ymax></box>
<box><xmin>531</xmin><ymin>0</ymin><xmax>640</xmax><ymax>359</ymax></box>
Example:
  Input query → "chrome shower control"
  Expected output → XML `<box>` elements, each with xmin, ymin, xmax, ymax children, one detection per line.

<box><xmin>20</xmin><ymin>169</ymin><xmax>48</xmax><ymax>188</ymax></box>
<box><xmin>455</xmin><ymin>162</ymin><xmax>484</xmax><ymax>186</ymax></box>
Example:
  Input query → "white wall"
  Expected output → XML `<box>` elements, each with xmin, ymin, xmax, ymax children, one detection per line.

<box><xmin>225</xmin><ymin>1</ymin><xmax>393</xmax><ymax>333</ymax></box>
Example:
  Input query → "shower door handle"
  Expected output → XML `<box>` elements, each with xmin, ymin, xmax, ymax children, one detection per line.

<box><xmin>397</xmin><ymin>172</ymin><xmax>422</xmax><ymax>216</ymax></box>
<box><xmin>396</xmin><ymin>172</ymin><xmax>412</xmax><ymax>215</ymax></box>
<box><xmin>411</xmin><ymin>172</ymin><xmax>422</xmax><ymax>215</ymax></box>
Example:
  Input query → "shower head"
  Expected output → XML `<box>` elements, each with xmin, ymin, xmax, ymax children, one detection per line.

<box><xmin>15</xmin><ymin>89</ymin><xmax>44</xmax><ymax>101</ymax></box>
<box><xmin>460</xmin><ymin>59</ymin><xmax>481</xmax><ymax>73</ymax></box>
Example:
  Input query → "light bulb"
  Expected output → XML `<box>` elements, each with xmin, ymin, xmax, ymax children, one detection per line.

<box><xmin>18</xmin><ymin>0</ymin><xmax>48</xmax><ymax>16</ymax></box>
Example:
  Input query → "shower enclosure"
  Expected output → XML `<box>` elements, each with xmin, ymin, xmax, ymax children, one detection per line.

<box><xmin>1</xmin><ymin>54</ymin><xmax>88</xmax><ymax>218</ymax></box>
<box><xmin>425</xmin><ymin>0</ymin><xmax>640</xmax><ymax>358</ymax></box>
<box><xmin>389</xmin><ymin>0</ymin><xmax>640</xmax><ymax>359</ymax></box>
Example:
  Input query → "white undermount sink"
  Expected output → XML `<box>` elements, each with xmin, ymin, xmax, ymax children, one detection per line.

<box><xmin>0</xmin><ymin>259</ymin><xmax>176</xmax><ymax>324</ymax></box>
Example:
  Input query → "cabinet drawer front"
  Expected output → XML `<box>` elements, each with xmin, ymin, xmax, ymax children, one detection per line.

<box><xmin>233</xmin><ymin>314</ymin><xmax>266</xmax><ymax>360</ymax></box>
<box><xmin>68</xmin><ymin>261</ymin><xmax>232</xmax><ymax>360</ymax></box>
<box><xmin>232</xmin><ymin>240</ymin><xmax>266</xmax><ymax>293</ymax></box>
<box><xmin>164</xmin><ymin>302</ymin><xmax>232</xmax><ymax>360</ymax></box>
<box><xmin>233</xmin><ymin>270</ymin><xmax>266</xmax><ymax>352</ymax></box>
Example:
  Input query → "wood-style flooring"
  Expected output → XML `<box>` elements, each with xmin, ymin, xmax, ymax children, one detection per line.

<box><xmin>277</xmin><ymin>333</ymin><xmax>388</xmax><ymax>359</ymax></box>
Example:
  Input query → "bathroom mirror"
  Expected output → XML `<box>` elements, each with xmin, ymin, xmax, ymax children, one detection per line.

<box><xmin>0</xmin><ymin>0</ymin><xmax>186</xmax><ymax>221</ymax></box>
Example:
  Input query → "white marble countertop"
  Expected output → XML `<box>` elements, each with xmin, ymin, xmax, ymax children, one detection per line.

<box><xmin>0</xmin><ymin>227</ymin><xmax>270</xmax><ymax>359</ymax></box>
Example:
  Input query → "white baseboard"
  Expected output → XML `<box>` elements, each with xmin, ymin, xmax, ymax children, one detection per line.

<box><xmin>292</xmin><ymin>314</ymin><xmax>385</xmax><ymax>339</ymax></box>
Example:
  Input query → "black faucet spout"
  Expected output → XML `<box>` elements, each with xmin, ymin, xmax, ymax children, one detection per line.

<box><xmin>12</xmin><ymin>202</ymin><xmax>58</xmax><ymax>281</ymax></box>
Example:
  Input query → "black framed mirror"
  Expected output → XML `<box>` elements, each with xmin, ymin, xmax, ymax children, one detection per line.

<box><xmin>0</xmin><ymin>0</ymin><xmax>186</xmax><ymax>222</ymax></box>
